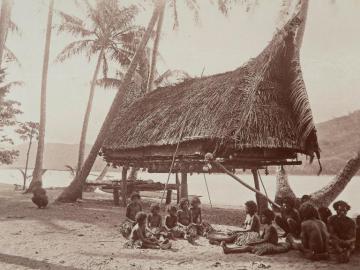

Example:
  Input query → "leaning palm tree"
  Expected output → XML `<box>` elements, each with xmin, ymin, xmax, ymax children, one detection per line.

<box><xmin>56</xmin><ymin>0</ymin><xmax>141</xmax><ymax>177</ymax></box>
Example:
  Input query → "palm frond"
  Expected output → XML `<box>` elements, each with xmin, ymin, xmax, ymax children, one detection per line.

<box><xmin>8</xmin><ymin>20</ymin><xmax>21</xmax><ymax>36</ymax></box>
<box><xmin>96</xmin><ymin>78</ymin><xmax>121</xmax><ymax>89</ymax></box>
<box><xmin>4</xmin><ymin>46</ymin><xmax>21</xmax><ymax>67</ymax></box>
<box><xmin>55</xmin><ymin>39</ymin><xmax>95</xmax><ymax>62</ymax></box>
<box><xmin>57</xmin><ymin>11</ymin><xmax>94</xmax><ymax>37</ymax></box>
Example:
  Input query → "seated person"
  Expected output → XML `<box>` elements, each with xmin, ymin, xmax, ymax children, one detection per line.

<box><xmin>164</xmin><ymin>205</ymin><xmax>184</xmax><ymax>238</ymax></box>
<box><xmin>120</xmin><ymin>192</ymin><xmax>142</xmax><ymax>238</ymax></box>
<box><xmin>208</xmin><ymin>200</ymin><xmax>260</xmax><ymax>245</ymax></box>
<box><xmin>318</xmin><ymin>207</ymin><xmax>332</xmax><ymax>225</ymax></box>
<box><xmin>328</xmin><ymin>200</ymin><xmax>356</xmax><ymax>263</ymax></box>
<box><xmin>275</xmin><ymin>196</ymin><xmax>301</xmax><ymax>237</ymax></box>
<box><xmin>222</xmin><ymin>209</ymin><xmax>290</xmax><ymax>256</ymax></box>
<box><xmin>146</xmin><ymin>203</ymin><xmax>163</xmax><ymax>238</ymax></box>
<box><xmin>124</xmin><ymin>211</ymin><xmax>171</xmax><ymax>250</ymax></box>
<box><xmin>31</xmin><ymin>181</ymin><xmax>48</xmax><ymax>209</ymax></box>
<box><xmin>288</xmin><ymin>203</ymin><xmax>329</xmax><ymax>261</ymax></box>
<box><xmin>190</xmin><ymin>196</ymin><xmax>213</xmax><ymax>236</ymax></box>
<box><xmin>177</xmin><ymin>198</ymin><xmax>197</xmax><ymax>243</ymax></box>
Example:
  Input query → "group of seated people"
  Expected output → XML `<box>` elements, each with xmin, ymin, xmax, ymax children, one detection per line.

<box><xmin>121</xmin><ymin>192</ymin><xmax>211</xmax><ymax>249</ymax></box>
<box><xmin>120</xmin><ymin>192</ymin><xmax>359</xmax><ymax>263</ymax></box>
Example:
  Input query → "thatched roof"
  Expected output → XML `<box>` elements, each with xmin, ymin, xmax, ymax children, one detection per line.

<box><xmin>102</xmin><ymin>14</ymin><xmax>320</xmax><ymax>164</ymax></box>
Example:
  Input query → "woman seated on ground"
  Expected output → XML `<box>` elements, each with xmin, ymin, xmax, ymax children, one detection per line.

<box><xmin>120</xmin><ymin>192</ymin><xmax>142</xmax><ymax>238</ymax></box>
<box><xmin>287</xmin><ymin>203</ymin><xmax>329</xmax><ymax>261</ymax></box>
<box><xmin>177</xmin><ymin>198</ymin><xmax>198</xmax><ymax>243</ymax></box>
<box><xmin>328</xmin><ymin>200</ymin><xmax>356</xmax><ymax>263</ymax></box>
<box><xmin>124</xmin><ymin>211</ymin><xmax>171</xmax><ymax>250</ymax></box>
<box><xmin>222</xmin><ymin>209</ymin><xmax>290</xmax><ymax>256</ymax></box>
<box><xmin>209</xmin><ymin>200</ymin><xmax>260</xmax><ymax>245</ymax></box>
<box><xmin>275</xmin><ymin>196</ymin><xmax>301</xmax><ymax>238</ymax></box>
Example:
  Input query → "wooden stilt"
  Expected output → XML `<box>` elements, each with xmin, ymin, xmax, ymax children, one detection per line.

<box><xmin>113</xmin><ymin>187</ymin><xmax>120</xmax><ymax>206</ymax></box>
<box><xmin>175</xmin><ymin>172</ymin><xmax>180</xmax><ymax>203</ymax></box>
<box><xmin>180</xmin><ymin>172</ymin><xmax>188</xmax><ymax>199</ymax></box>
<box><xmin>252</xmin><ymin>169</ymin><xmax>268</xmax><ymax>214</ymax></box>
<box><xmin>166</xmin><ymin>189</ymin><xmax>172</xmax><ymax>205</ymax></box>
<box><xmin>122</xmin><ymin>166</ymin><xmax>128</xmax><ymax>207</ymax></box>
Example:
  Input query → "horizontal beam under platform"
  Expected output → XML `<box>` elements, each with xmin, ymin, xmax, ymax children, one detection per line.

<box><xmin>103</xmin><ymin>157</ymin><xmax>302</xmax><ymax>173</ymax></box>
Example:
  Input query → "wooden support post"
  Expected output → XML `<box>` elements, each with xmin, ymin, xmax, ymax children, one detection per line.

<box><xmin>252</xmin><ymin>169</ymin><xmax>268</xmax><ymax>215</ymax></box>
<box><xmin>166</xmin><ymin>189</ymin><xmax>172</xmax><ymax>205</ymax></box>
<box><xmin>113</xmin><ymin>188</ymin><xmax>120</xmax><ymax>206</ymax></box>
<box><xmin>122</xmin><ymin>166</ymin><xmax>128</xmax><ymax>207</ymax></box>
<box><xmin>175</xmin><ymin>172</ymin><xmax>180</xmax><ymax>203</ymax></box>
<box><xmin>180</xmin><ymin>172</ymin><xmax>188</xmax><ymax>199</ymax></box>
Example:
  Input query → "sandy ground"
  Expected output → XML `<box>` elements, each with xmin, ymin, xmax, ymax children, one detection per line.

<box><xmin>0</xmin><ymin>183</ymin><xmax>359</xmax><ymax>270</ymax></box>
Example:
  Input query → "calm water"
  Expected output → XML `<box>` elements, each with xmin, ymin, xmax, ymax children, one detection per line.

<box><xmin>1</xmin><ymin>169</ymin><xmax>359</xmax><ymax>216</ymax></box>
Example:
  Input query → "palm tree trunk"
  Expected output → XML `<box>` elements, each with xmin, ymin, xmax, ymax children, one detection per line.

<box><xmin>23</xmin><ymin>135</ymin><xmax>33</xmax><ymax>190</ymax></box>
<box><xmin>308</xmin><ymin>152</ymin><xmax>360</xmax><ymax>208</ymax></box>
<box><xmin>28</xmin><ymin>0</ymin><xmax>54</xmax><ymax>192</ymax></box>
<box><xmin>76</xmin><ymin>49</ymin><xmax>104</xmax><ymax>177</ymax></box>
<box><xmin>274</xmin><ymin>166</ymin><xmax>297</xmax><ymax>206</ymax></box>
<box><xmin>127</xmin><ymin>167</ymin><xmax>138</xmax><ymax>181</ymax></box>
<box><xmin>56</xmin><ymin>0</ymin><xmax>165</xmax><ymax>203</ymax></box>
<box><xmin>0</xmin><ymin>0</ymin><xmax>12</xmax><ymax>68</ymax></box>
<box><xmin>146</xmin><ymin>1</ymin><xmax>165</xmax><ymax>92</ymax></box>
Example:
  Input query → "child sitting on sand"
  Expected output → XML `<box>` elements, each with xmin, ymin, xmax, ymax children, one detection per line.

<box><xmin>328</xmin><ymin>200</ymin><xmax>356</xmax><ymax>263</ymax></box>
<box><xmin>164</xmin><ymin>205</ymin><xmax>184</xmax><ymax>238</ymax></box>
<box><xmin>120</xmin><ymin>192</ymin><xmax>142</xmax><ymax>238</ymax></box>
<box><xmin>275</xmin><ymin>196</ymin><xmax>301</xmax><ymax>238</ymax></box>
<box><xmin>222</xmin><ymin>209</ymin><xmax>289</xmax><ymax>256</ymax></box>
<box><xmin>31</xmin><ymin>182</ymin><xmax>48</xmax><ymax>209</ymax></box>
<box><xmin>287</xmin><ymin>203</ymin><xmax>329</xmax><ymax>261</ymax></box>
<box><xmin>124</xmin><ymin>211</ymin><xmax>171</xmax><ymax>250</ymax></box>
<box><xmin>146</xmin><ymin>203</ymin><xmax>163</xmax><ymax>238</ymax></box>
<box><xmin>177</xmin><ymin>198</ymin><xmax>197</xmax><ymax>243</ymax></box>
<box><xmin>189</xmin><ymin>196</ymin><xmax>213</xmax><ymax>236</ymax></box>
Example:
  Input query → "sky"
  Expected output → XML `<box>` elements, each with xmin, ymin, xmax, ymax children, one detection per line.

<box><xmin>5</xmin><ymin>0</ymin><xmax>360</xmax><ymax>145</ymax></box>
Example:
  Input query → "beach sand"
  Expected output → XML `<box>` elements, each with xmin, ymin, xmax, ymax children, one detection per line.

<box><xmin>0</xmin><ymin>183</ymin><xmax>358</xmax><ymax>270</ymax></box>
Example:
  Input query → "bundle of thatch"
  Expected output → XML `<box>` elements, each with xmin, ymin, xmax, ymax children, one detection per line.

<box><xmin>101</xmin><ymin>14</ymin><xmax>319</xmax><ymax>167</ymax></box>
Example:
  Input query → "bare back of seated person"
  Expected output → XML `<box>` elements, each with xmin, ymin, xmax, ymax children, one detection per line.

<box><xmin>301</xmin><ymin>219</ymin><xmax>329</xmax><ymax>255</ymax></box>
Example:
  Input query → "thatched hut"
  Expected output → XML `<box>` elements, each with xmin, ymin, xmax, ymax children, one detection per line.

<box><xmin>100</xmin><ymin>14</ymin><xmax>320</xmax><ymax>208</ymax></box>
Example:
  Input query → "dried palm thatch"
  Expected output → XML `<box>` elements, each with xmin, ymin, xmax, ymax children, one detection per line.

<box><xmin>102</xmin><ymin>14</ymin><xmax>319</xmax><ymax>165</ymax></box>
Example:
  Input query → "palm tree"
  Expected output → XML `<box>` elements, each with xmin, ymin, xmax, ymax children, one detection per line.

<box><xmin>56</xmin><ymin>0</ymin><xmax>166</xmax><ymax>202</ymax></box>
<box><xmin>16</xmin><ymin>122</ymin><xmax>39</xmax><ymax>190</ymax></box>
<box><xmin>28</xmin><ymin>0</ymin><xmax>55</xmax><ymax>192</ymax></box>
<box><xmin>56</xmin><ymin>0</ymin><xmax>141</xmax><ymax>178</ymax></box>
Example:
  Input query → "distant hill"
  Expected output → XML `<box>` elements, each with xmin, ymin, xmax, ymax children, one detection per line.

<box><xmin>3</xmin><ymin>143</ymin><xmax>107</xmax><ymax>171</ymax></box>
<box><xmin>2</xmin><ymin>110</ymin><xmax>360</xmax><ymax>174</ymax></box>
<box><xmin>290</xmin><ymin>110</ymin><xmax>360</xmax><ymax>175</ymax></box>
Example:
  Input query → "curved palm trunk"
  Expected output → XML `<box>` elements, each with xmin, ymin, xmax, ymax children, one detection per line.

<box><xmin>0</xmin><ymin>0</ymin><xmax>12</xmax><ymax>68</ymax></box>
<box><xmin>28</xmin><ymin>0</ymin><xmax>54</xmax><ymax>192</ymax></box>
<box><xmin>23</xmin><ymin>135</ymin><xmax>33</xmax><ymax>190</ymax></box>
<box><xmin>95</xmin><ymin>165</ymin><xmax>108</xmax><ymax>182</ymax></box>
<box><xmin>274</xmin><ymin>166</ymin><xmax>297</xmax><ymax>205</ymax></box>
<box><xmin>308</xmin><ymin>152</ymin><xmax>360</xmax><ymax>208</ymax></box>
<box><xmin>56</xmin><ymin>0</ymin><xmax>165</xmax><ymax>203</ymax></box>
<box><xmin>146</xmin><ymin>2</ymin><xmax>165</xmax><ymax>92</ymax></box>
<box><xmin>76</xmin><ymin>49</ymin><xmax>104</xmax><ymax>177</ymax></box>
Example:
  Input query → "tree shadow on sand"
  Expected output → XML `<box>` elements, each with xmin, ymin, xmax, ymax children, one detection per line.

<box><xmin>0</xmin><ymin>253</ymin><xmax>84</xmax><ymax>270</ymax></box>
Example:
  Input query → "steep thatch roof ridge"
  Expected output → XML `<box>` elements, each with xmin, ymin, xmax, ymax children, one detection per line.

<box><xmin>102</xmin><ymin>13</ymin><xmax>319</xmax><ymax>158</ymax></box>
